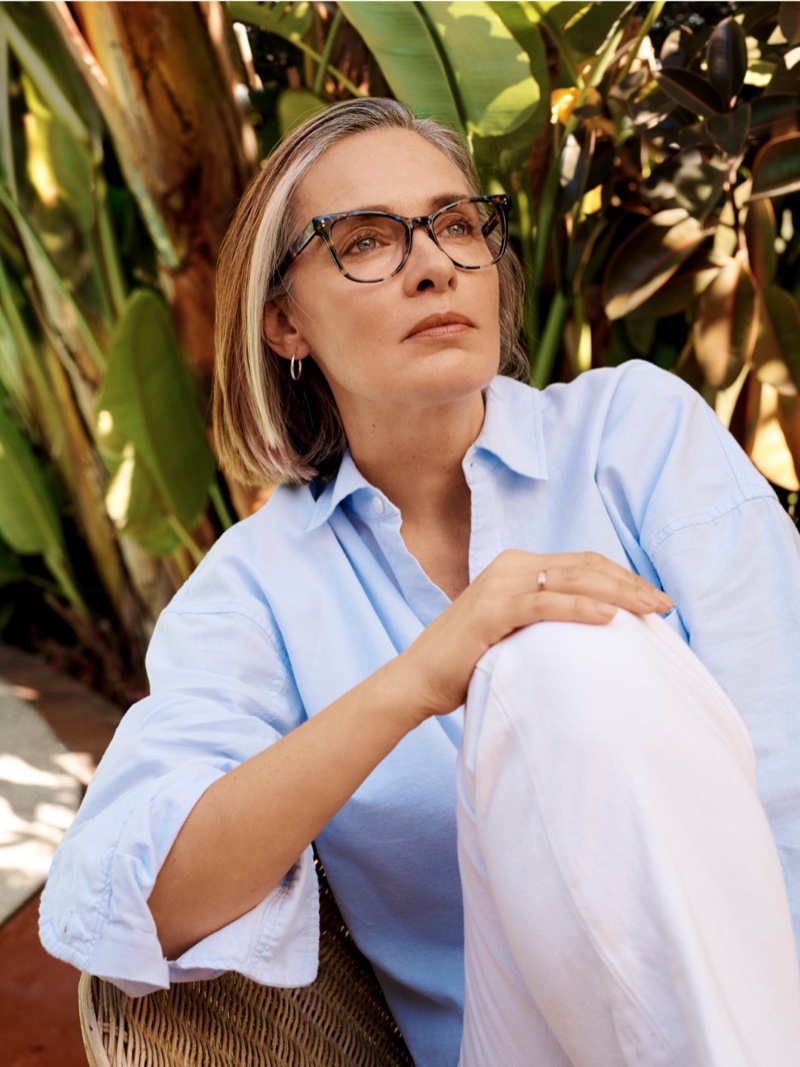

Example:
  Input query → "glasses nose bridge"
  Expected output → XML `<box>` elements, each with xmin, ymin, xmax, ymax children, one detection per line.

<box><xmin>405</xmin><ymin>212</ymin><xmax>446</xmax><ymax>261</ymax></box>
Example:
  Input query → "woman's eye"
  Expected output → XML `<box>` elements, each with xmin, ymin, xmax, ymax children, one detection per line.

<box><xmin>342</xmin><ymin>231</ymin><xmax>383</xmax><ymax>256</ymax></box>
<box><xmin>439</xmin><ymin>215</ymin><xmax>476</xmax><ymax>239</ymax></box>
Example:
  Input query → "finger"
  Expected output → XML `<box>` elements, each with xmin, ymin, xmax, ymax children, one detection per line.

<box><xmin>519</xmin><ymin>590</ymin><xmax>619</xmax><ymax>626</ymax></box>
<box><xmin>525</xmin><ymin>559</ymin><xmax>672</xmax><ymax>614</ymax></box>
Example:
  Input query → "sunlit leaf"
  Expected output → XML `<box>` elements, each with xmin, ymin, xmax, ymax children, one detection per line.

<box><xmin>744</xmin><ymin>198</ymin><xmax>777</xmax><ymax>286</ymax></box>
<box><xmin>603</xmin><ymin>209</ymin><xmax>713</xmax><ymax>320</ymax></box>
<box><xmin>655</xmin><ymin>68</ymin><xmax>725</xmax><ymax>118</ymax></box>
<box><xmin>105</xmin><ymin>442</ymin><xmax>181</xmax><ymax>557</ymax></box>
<box><xmin>21</xmin><ymin>74</ymin><xmax>95</xmax><ymax>232</ymax></box>
<box><xmin>339</xmin><ymin>2</ymin><xmax>543</xmax><ymax>138</ymax></box>
<box><xmin>626</xmin><ymin>253</ymin><xmax>718</xmax><ymax>321</ymax></box>
<box><xmin>706</xmin><ymin>104</ymin><xmax>750</xmax><ymax>157</ymax></box>
<box><xmin>751</xmin><ymin>132</ymin><xmax>800</xmax><ymax>199</ymax></box>
<box><xmin>754</xmin><ymin>283</ymin><xmax>800</xmax><ymax>392</ymax></box>
<box><xmin>96</xmin><ymin>290</ymin><xmax>215</xmax><ymax>529</ymax></box>
<box><xmin>706</xmin><ymin>17</ymin><xmax>747</xmax><ymax>105</ymax></box>
<box><xmin>694</xmin><ymin>256</ymin><xmax>758</xmax><ymax>389</ymax></box>
<box><xmin>776</xmin><ymin>392</ymin><xmax>800</xmax><ymax>486</ymax></box>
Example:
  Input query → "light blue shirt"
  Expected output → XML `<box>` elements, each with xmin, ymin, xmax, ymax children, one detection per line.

<box><xmin>40</xmin><ymin>363</ymin><xmax>800</xmax><ymax>1067</ymax></box>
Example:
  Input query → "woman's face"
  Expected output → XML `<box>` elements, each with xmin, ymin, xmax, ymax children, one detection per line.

<box><xmin>272</xmin><ymin>128</ymin><xmax>502</xmax><ymax>434</ymax></box>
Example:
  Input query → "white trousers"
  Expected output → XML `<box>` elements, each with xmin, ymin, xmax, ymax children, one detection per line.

<box><xmin>456</xmin><ymin>611</ymin><xmax>800</xmax><ymax>1067</ymax></box>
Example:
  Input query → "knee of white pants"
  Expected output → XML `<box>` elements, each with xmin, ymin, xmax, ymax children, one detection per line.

<box><xmin>462</xmin><ymin>609</ymin><xmax>755</xmax><ymax>792</ymax></box>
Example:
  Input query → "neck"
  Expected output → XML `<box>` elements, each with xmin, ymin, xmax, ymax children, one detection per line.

<box><xmin>344</xmin><ymin>391</ymin><xmax>484</xmax><ymax>521</ymax></box>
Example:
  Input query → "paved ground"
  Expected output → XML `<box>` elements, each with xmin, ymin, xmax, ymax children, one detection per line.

<box><xmin>0</xmin><ymin>646</ymin><xmax>123</xmax><ymax>1067</ymax></box>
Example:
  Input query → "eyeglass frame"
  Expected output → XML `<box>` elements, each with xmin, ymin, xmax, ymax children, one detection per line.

<box><xmin>276</xmin><ymin>194</ymin><xmax>512</xmax><ymax>284</ymax></box>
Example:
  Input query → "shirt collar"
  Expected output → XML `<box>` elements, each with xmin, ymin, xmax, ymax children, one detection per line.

<box><xmin>467</xmin><ymin>375</ymin><xmax>548</xmax><ymax>480</ymax></box>
<box><xmin>306</xmin><ymin>374</ymin><xmax>547</xmax><ymax>531</ymax></box>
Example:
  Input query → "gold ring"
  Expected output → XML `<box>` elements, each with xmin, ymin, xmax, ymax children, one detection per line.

<box><xmin>537</xmin><ymin>569</ymin><xmax>547</xmax><ymax>592</ymax></box>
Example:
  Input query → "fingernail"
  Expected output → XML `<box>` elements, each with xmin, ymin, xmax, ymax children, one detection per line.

<box><xmin>639</xmin><ymin>587</ymin><xmax>671</xmax><ymax>609</ymax></box>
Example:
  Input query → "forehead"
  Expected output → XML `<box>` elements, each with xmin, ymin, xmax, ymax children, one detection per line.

<box><xmin>294</xmin><ymin>127</ymin><xmax>473</xmax><ymax>220</ymax></box>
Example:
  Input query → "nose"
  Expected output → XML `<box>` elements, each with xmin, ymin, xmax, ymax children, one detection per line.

<box><xmin>402</xmin><ymin>221</ymin><xmax>457</xmax><ymax>292</ymax></box>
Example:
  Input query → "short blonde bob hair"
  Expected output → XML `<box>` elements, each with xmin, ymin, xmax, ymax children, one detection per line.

<box><xmin>213</xmin><ymin>97</ymin><xmax>528</xmax><ymax>486</ymax></box>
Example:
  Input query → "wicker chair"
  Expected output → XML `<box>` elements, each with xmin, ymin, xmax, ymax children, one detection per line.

<box><xmin>78</xmin><ymin>863</ymin><xmax>415</xmax><ymax>1066</ymax></box>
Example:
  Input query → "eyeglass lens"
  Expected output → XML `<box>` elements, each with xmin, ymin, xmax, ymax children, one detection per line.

<box><xmin>330</xmin><ymin>199</ymin><xmax>505</xmax><ymax>282</ymax></box>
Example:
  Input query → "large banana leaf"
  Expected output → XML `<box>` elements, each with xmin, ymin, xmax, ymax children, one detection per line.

<box><xmin>0</xmin><ymin>391</ymin><xmax>85</xmax><ymax>613</ymax></box>
<box><xmin>96</xmin><ymin>289</ymin><xmax>215</xmax><ymax>536</ymax></box>
<box><xmin>338</xmin><ymin>2</ymin><xmax>543</xmax><ymax>139</ymax></box>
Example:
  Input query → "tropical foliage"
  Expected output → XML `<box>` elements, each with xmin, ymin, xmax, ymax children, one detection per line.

<box><xmin>1</xmin><ymin>1</ymin><xmax>799</xmax><ymax>697</ymax></box>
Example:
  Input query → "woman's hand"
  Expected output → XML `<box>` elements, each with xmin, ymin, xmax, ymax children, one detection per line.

<box><xmin>395</xmin><ymin>550</ymin><xmax>673</xmax><ymax>723</ymax></box>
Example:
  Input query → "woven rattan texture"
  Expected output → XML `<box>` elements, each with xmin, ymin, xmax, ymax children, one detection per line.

<box><xmin>79</xmin><ymin>870</ymin><xmax>415</xmax><ymax>1066</ymax></box>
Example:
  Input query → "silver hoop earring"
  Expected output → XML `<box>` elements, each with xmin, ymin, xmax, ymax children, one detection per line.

<box><xmin>290</xmin><ymin>352</ymin><xmax>303</xmax><ymax>381</ymax></box>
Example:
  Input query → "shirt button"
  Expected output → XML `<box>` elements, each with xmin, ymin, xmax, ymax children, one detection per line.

<box><xmin>373</xmin><ymin>496</ymin><xmax>385</xmax><ymax>515</ymax></box>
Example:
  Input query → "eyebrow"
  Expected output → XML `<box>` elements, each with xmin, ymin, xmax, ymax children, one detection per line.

<box><xmin>336</xmin><ymin>193</ymin><xmax>473</xmax><ymax>215</ymax></box>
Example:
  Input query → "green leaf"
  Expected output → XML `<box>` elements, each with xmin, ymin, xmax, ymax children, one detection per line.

<box><xmin>276</xmin><ymin>88</ymin><xmax>326</xmax><ymax>137</ymax></box>
<box><xmin>744</xmin><ymin>198</ymin><xmax>777</xmax><ymax>287</ymax></box>
<box><xmin>693</xmin><ymin>257</ymin><xmax>758</xmax><ymax>389</ymax></box>
<box><xmin>603</xmin><ymin>209</ymin><xmax>713</xmax><ymax>320</ymax></box>
<box><xmin>339</xmin><ymin>2</ymin><xmax>542</xmax><ymax>138</ymax></box>
<box><xmin>750</xmin><ymin>132</ymin><xmax>800</xmax><ymax>200</ymax></box>
<box><xmin>96</xmin><ymin>290</ymin><xmax>215</xmax><ymax>530</ymax></box>
<box><xmin>706</xmin><ymin>104</ymin><xmax>751</xmax><ymax>158</ymax></box>
<box><xmin>655</xmin><ymin>68</ymin><xmax>725</xmax><ymax>118</ymax></box>
<box><xmin>0</xmin><ymin>396</ymin><xmax>63</xmax><ymax>556</ymax></box>
<box><xmin>705</xmin><ymin>17</ymin><xmax>748</xmax><ymax>105</ymax></box>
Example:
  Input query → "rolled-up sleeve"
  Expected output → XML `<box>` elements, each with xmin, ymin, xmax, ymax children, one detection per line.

<box><xmin>39</xmin><ymin>600</ymin><xmax>319</xmax><ymax>996</ymax></box>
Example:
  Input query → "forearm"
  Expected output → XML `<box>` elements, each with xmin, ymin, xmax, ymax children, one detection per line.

<box><xmin>148</xmin><ymin>655</ymin><xmax>418</xmax><ymax>960</ymax></box>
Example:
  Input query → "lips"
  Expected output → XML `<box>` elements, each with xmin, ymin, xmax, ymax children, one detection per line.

<box><xmin>404</xmin><ymin>312</ymin><xmax>476</xmax><ymax>340</ymax></box>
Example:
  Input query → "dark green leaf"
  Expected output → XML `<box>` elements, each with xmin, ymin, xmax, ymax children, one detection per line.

<box><xmin>0</xmin><ymin>535</ymin><xmax>26</xmax><ymax>587</ymax></box>
<box><xmin>751</xmin><ymin>132</ymin><xmax>800</xmax><ymax>199</ymax></box>
<box><xmin>655</xmin><ymin>68</ymin><xmax>725</xmax><ymax>118</ymax></box>
<box><xmin>563</xmin><ymin>2</ymin><xmax>631</xmax><ymax>56</ymax></box>
<box><xmin>227</xmin><ymin>2</ymin><xmax>314</xmax><ymax>39</ymax></box>
<box><xmin>742</xmin><ymin>3</ymin><xmax>780</xmax><ymax>42</ymax></box>
<box><xmin>706</xmin><ymin>104</ymin><xmax>751</xmax><ymax>158</ymax></box>
<box><xmin>693</xmin><ymin>257</ymin><xmax>758</xmax><ymax>389</ymax></box>
<box><xmin>749</xmin><ymin>94</ymin><xmax>800</xmax><ymax>138</ymax></box>
<box><xmin>779</xmin><ymin>2</ymin><xmax>800</xmax><ymax>46</ymax></box>
<box><xmin>660</xmin><ymin>28</ymin><xmax>693</xmax><ymax>69</ymax></box>
<box><xmin>603</xmin><ymin>209</ymin><xmax>713</xmax><ymax>320</ymax></box>
<box><xmin>744</xmin><ymin>199</ymin><xmax>777</xmax><ymax>287</ymax></box>
<box><xmin>705</xmin><ymin>17</ymin><xmax>748</xmax><ymax>105</ymax></box>
<box><xmin>96</xmin><ymin>290</ymin><xmax>215</xmax><ymax>529</ymax></box>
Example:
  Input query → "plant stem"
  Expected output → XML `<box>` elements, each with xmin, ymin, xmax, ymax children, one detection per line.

<box><xmin>95</xmin><ymin>168</ymin><xmax>127</xmax><ymax>320</ymax></box>
<box><xmin>531</xmin><ymin>289</ymin><xmax>569</xmax><ymax>388</ymax></box>
<box><xmin>313</xmin><ymin>9</ymin><xmax>344</xmax><ymax>98</ymax></box>
<box><xmin>167</xmin><ymin>515</ymin><xmax>205</xmax><ymax>566</ymax></box>
<box><xmin>209</xmin><ymin>481</ymin><xmax>234</xmax><ymax>531</ymax></box>
<box><xmin>286</xmin><ymin>36</ymin><xmax>365</xmax><ymax>99</ymax></box>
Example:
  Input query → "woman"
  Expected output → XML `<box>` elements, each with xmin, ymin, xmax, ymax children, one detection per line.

<box><xmin>41</xmin><ymin>98</ymin><xmax>800</xmax><ymax>1066</ymax></box>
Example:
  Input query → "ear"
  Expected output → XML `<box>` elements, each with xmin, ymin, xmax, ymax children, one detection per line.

<box><xmin>263</xmin><ymin>299</ymin><xmax>309</xmax><ymax>361</ymax></box>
